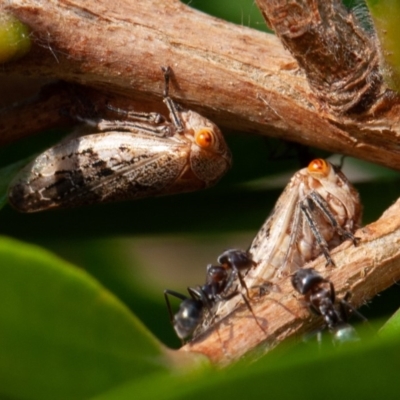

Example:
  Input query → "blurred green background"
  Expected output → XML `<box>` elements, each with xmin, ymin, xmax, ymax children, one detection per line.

<box><xmin>1</xmin><ymin>0</ymin><xmax>399</xmax><ymax>353</ymax></box>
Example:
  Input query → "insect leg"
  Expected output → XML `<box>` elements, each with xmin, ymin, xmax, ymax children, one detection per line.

<box><xmin>106</xmin><ymin>104</ymin><xmax>165</xmax><ymax>124</ymax></box>
<box><xmin>239</xmin><ymin>291</ymin><xmax>266</xmax><ymax>333</ymax></box>
<box><xmin>218</xmin><ymin>285</ymin><xmax>265</xmax><ymax>334</ymax></box>
<box><xmin>339</xmin><ymin>293</ymin><xmax>368</xmax><ymax>323</ymax></box>
<box><xmin>236</xmin><ymin>270</ymin><xmax>251</xmax><ymax>299</ymax></box>
<box><xmin>300</xmin><ymin>199</ymin><xmax>335</xmax><ymax>266</ymax></box>
<box><xmin>95</xmin><ymin>118</ymin><xmax>172</xmax><ymax>136</ymax></box>
<box><xmin>217</xmin><ymin>249</ymin><xmax>254</xmax><ymax>298</ymax></box>
<box><xmin>68</xmin><ymin>111</ymin><xmax>172</xmax><ymax>137</ymax></box>
<box><xmin>219</xmin><ymin>272</ymin><xmax>265</xmax><ymax>333</ymax></box>
<box><xmin>329</xmin><ymin>280</ymin><xmax>336</xmax><ymax>303</ymax></box>
<box><xmin>308</xmin><ymin>191</ymin><xmax>359</xmax><ymax>245</ymax></box>
<box><xmin>161</xmin><ymin>66</ymin><xmax>184</xmax><ymax>132</ymax></box>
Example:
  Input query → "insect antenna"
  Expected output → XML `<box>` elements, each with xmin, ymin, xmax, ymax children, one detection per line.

<box><xmin>163</xmin><ymin>289</ymin><xmax>188</xmax><ymax>325</ymax></box>
<box><xmin>163</xmin><ymin>289</ymin><xmax>204</xmax><ymax>344</ymax></box>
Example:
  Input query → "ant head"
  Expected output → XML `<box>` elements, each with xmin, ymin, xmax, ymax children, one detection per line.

<box><xmin>173</xmin><ymin>298</ymin><xmax>204</xmax><ymax>340</ymax></box>
<box><xmin>291</xmin><ymin>268</ymin><xmax>326</xmax><ymax>295</ymax></box>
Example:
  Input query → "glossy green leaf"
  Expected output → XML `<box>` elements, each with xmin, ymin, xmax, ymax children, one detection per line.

<box><xmin>181</xmin><ymin>0</ymin><xmax>268</xmax><ymax>31</ymax></box>
<box><xmin>91</xmin><ymin>333</ymin><xmax>400</xmax><ymax>400</ymax></box>
<box><xmin>0</xmin><ymin>236</ymin><xmax>206</xmax><ymax>400</ymax></box>
<box><xmin>379</xmin><ymin>308</ymin><xmax>400</xmax><ymax>337</ymax></box>
<box><xmin>0</xmin><ymin>13</ymin><xmax>31</xmax><ymax>63</ymax></box>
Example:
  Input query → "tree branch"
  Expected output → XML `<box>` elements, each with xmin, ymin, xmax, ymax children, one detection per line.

<box><xmin>256</xmin><ymin>0</ymin><xmax>382</xmax><ymax>113</ymax></box>
<box><xmin>182</xmin><ymin>198</ymin><xmax>400</xmax><ymax>365</ymax></box>
<box><xmin>2</xmin><ymin>0</ymin><xmax>400</xmax><ymax>170</ymax></box>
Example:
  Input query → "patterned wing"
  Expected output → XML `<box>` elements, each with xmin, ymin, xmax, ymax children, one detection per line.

<box><xmin>9</xmin><ymin>130</ymin><xmax>189</xmax><ymax>212</ymax></box>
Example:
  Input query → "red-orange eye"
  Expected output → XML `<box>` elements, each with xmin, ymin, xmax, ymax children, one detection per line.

<box><xmin>195</xmin><ymin>129</ymin><xmax>214</xmax><ymax>148</ymax></box>
<box><xmin>307</xmin><ymin>158</ymin><xmax>330</xmax><ymax>176</ymax></box>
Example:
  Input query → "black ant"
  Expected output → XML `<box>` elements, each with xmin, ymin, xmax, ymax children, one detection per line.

<box><xmin>291</xmin><ymin>268</ymin><xmax>364</xmax><ymax>343</ymax></box>
<box><xmin>164</xmin><ymin>249</ymin><xmax>257</xmax><ymax>341</ymax></box>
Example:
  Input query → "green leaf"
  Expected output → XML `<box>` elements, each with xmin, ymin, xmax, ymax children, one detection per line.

<box><xmin>366</xmin><ymin>0</ymin><xmax>400</xmax><ymax>91</ymax></box>
<box><xmin>0</xmin><ymin>236</ymin><xmax>207</xmax><ymax>400</ymax></box>
<box><xmin>0</xmin><ymin>13</ymin><xmax>31</xmax><ymax>63</ymax></box>
<box><xmin>181</xmin><ymin>0</ymin><xmax>268</xmax><ymax>32</ymax></box>
<box><xmin>379</xmin><ymin>308</ymin><xmax>400</xmax><ymax>337</ymax></box>
<box><xmin>91</xmin><ymin>333</ymin><xmax>400</xmax><ymax>400</ymax></box>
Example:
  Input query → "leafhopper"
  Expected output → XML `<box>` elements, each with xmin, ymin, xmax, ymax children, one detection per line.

<box><xmin>247</xmin><ymin>159</ymin><xmax>361</xmax><ymax>285</ymax></box>
<box><xmin>8</xmin><ymin>67</ymin><xmax>232</xmax><ymax>212</ymax></box>
<box><xmin>213</xmin><ymin>159</ymin><xmax>361</xmax><ymax>321</ymax></box>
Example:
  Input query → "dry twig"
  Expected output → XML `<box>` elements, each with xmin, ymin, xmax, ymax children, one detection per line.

<box><xmin>1</xmin><ymin>0</ymin><xmax>400</xmax><ymax>170</ymax></box>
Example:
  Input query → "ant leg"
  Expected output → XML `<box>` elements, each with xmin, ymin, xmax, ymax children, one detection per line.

<box><xmin>236</xmin><ymin>270</ymin><xmax>251</xmax><ymax>300</ymax></box>
<box><xmin>239</xmin><ymin>292</ymin><xmax>266</xmax><ymax>334</ymax></box>
<box><xmin>339</xmin><ymin>294</ymin><xmax>368</xmax><ymax>323</ymax></box>
<box><xmin>217</xmin><ymin>249</ymin><xmax>254</xmax><ymax>298</ymax></box>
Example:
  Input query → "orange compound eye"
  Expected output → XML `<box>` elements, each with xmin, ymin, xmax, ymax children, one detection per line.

<box><xmin>195</xmin><ymin>128</ymin><xmax>214</xmax><ymax>148</ymax></box>
<box><xmin>307</xmin><ymin>159</ymin><xmax>330</xmax><ymax>176</ymax></box>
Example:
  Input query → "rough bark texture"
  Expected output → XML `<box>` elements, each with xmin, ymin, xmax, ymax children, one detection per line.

<box><xmin>2</xmin><ymin>0</ymin><xmax>400</xmax><ymax>171</ymax></box>
<box><xmin>256</xmin><ymin>0</ymin><xmax>382</xmax><ymax>113</ymax></box>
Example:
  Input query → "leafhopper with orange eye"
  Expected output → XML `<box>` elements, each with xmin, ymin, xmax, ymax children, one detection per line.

<box><xmin>212</xmin><ymin>159</ymin><xmax>362</xmax><ymax>323</ymax></box>
<box><xmin>247</xmin><ymin>159</ymin><xmax>361</xmax><ymax>285</ymax></box>
<box><xmin>8</xmin><ymin>67</ymin><xmax>232</xmax><ymax>212</ymax></box>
